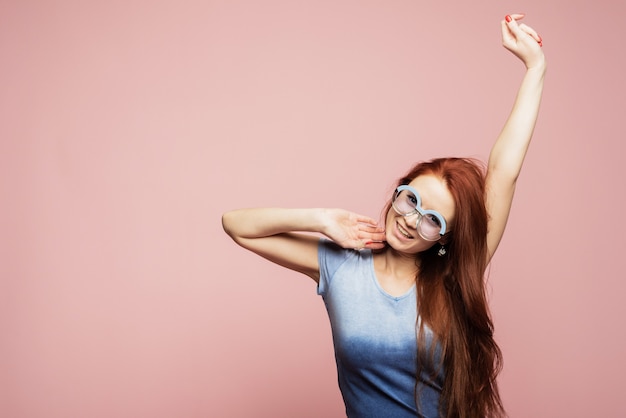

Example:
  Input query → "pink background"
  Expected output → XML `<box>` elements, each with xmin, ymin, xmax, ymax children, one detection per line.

<box><xmin>2</xmin><ymin>1</ymin><xmax>625</xmax><ymax>417</ymax></box>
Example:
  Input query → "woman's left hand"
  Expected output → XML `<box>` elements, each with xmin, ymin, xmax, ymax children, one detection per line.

<box><xmin>501</xmin><ymin>13</ymin><xmax>545</xmax><ymax>70</ymax></box>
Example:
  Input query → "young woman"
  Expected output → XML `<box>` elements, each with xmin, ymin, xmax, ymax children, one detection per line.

<box><xmin>222</xmin><ymin>14</ymin><xmax>545</xmax><ymax>418</ymax></box>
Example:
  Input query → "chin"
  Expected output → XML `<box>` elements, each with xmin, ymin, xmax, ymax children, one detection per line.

<box><xmin>388</xmin><ymin>232</ymin><xmax>434</xmax><ymax>255</ymax></box>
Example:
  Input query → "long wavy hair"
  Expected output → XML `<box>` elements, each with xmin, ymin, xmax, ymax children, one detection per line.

<box><xmin>383</xmin><ymin>157</ymin><xmax>505</xmax><ymax>418</ymax></box>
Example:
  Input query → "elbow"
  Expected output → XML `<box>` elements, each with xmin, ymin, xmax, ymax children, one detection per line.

<box><xmin>222</xmin><ymin>210</ymin><xmax>252</xmax><ymax>246</ymax></box>
<box><xmin>222</xmin><ymin>211</ymin><xmax>254</xmax><ymax>249</ymax></box>
<box><xmin>221</xmin><ymin>211</ymin><xmax>236</xmax><ymax>239</ymax></box>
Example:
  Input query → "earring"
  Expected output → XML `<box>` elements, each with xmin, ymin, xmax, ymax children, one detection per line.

<box><xmin>437</xmin><ymin>245</ymin><xmax>446</xmax><ymax>257</ymax></box>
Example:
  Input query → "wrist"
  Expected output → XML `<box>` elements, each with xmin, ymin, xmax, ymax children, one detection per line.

<box><xmin>525</xmin><ymin>56</ymin><xmax>547</xmax><ymax>73</ymax></box>
<box><xmin>316</xmin><ymin>208</ymin><xmax>335</xmax><ymax>236</ymax></box>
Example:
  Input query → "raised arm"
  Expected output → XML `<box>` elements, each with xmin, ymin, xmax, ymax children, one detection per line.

<box><xmin>486</xmin><ymin>14</ymin><xmax>546</xmax><ymax>260</ymax></box>
<box><xmin>222</xmin><ymin>208</ymin><xmax>385</xmax><ymax>282</ymax></box>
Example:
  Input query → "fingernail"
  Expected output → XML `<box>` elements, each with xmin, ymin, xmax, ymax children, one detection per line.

<box><xmin>505</xmin><ymin>15</ymin><xmax>512</xmax><ymax>23</ymax></box>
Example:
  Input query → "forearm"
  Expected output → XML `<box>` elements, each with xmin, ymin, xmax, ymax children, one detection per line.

<box><xmin>488</xmin><ymin>61</ymin><xmax>546</xmax><ymax>180</ymax></box>
<box><xmin>222</xmin><ymin>207</ymin><xmax>327</xmax><ymax>240</ymax></box>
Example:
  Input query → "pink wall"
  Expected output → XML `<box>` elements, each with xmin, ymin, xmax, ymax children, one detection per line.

<box><xmin>2</xmin><ymin>1</ymin><xmax>625</xmax><ymax>417</ymax></box>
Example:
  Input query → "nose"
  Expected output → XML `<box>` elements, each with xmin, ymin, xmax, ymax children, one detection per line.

<box><xmin>403</xmin><ymin>212</ymin><xmax>421</xmax><ymax>229</ymax></box>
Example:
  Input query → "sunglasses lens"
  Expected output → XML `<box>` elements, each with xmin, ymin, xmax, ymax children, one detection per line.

<box><xmin>393</xmin><ymin>189</ymin><xmax>418</xmax><ymax>215</ymax></box>
<box><xmin>418</xmin><ymin>214</ymin><xmax>442</xmax><ymax>241</ymax></box>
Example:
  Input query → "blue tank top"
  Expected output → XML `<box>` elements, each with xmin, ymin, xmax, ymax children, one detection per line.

<box><xmin>317</xmin><ymin>239</ymin><xmax>443</xmax><ymax>418</ymax></box>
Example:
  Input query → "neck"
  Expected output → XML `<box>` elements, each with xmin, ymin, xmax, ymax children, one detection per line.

<box><xmin>376</xmin><ymin>247</ymin><xmax>420</xmax><ymax>281</ymax></box>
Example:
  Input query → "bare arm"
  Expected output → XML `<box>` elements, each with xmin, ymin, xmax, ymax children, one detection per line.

<box><xmin>222</xmin><ymin>208</ymin><xmax>386</xmax><ymax>282</ymax></box>
<box><xmin>486</xmin><ymin>14</ymin><xmax>546</xmax><ymax>260</ymax></box>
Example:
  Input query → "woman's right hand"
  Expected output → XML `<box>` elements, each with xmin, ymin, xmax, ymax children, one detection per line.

<box><xmin>322</xmin><ymin>208</ymin><xmax>386</xmax><ymax>251</ymax></box>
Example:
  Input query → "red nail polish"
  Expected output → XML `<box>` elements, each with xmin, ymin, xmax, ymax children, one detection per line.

<box><xmin>505</xmin><ymin>15</ymin><xmax>512</xmax><ymax>23</ymax></box>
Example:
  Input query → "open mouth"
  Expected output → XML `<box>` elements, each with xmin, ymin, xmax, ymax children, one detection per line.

<box><xmin>397</xmin><ymin>222</ymin><xmax>414</xmax><ymax>239</ymax></box>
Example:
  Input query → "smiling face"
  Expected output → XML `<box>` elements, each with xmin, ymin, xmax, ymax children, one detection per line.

<box><xmin>385</xmin><ymin>174</ymin><xmax>456</xmax><ymax>254</ymax></box>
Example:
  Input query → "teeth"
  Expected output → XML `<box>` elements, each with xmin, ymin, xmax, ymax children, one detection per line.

<box><xmin>398</xmin><ymin>223</ymin><xmax>412</xmax><ymax>239</ymax></box>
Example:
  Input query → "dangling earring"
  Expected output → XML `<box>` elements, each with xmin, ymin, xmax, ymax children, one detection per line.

<box><xmin>437</xmin><ymin>245</ymin><xmax>446</xmax><ymax>257</ymax></box>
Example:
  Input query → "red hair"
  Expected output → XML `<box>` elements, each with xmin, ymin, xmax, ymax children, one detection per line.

<box><xmin>385</xmin><ymin>157</ymin><xmax>505</xmax><ymax>418</ymax></box>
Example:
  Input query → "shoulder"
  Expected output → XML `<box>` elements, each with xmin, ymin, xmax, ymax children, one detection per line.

<box><xmin>318</xmin><ymin>238</ymin><xmax>372</xmax><ymax>294</ymax></box>
<box><xmin>318</xmin><ymin>238</ymin><xmax>361</xmax><ymax>267</ymax></box>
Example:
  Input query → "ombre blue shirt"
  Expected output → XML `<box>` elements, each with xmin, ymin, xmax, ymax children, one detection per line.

<box><xmin>317</xmin><ymin>239</ymin><xmax>443</xmax><ymax>418</ymax></box>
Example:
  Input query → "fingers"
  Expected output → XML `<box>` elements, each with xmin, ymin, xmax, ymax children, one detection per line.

<box><xmin>502</xmin><ymin>13</ymin><xmax>543</xmax><ymax>47</ymax></box>
<box><xmin>354</xmin><ymin>238</ymin><xmax>386</xmax><ymax>251</ymax></box>
<box><xmin>358</xmin><ymin>225</ymin><xmax>385</xmax><ymax>246</ymax></box>
<box><xmin>355</xmin><ymin>213</ymin><xmax>384</xmax><ymax>233</ymax></box>
<box><xmin>349</xmin><ymin>214</ymin><xmax>386</xmax><ymax>250</ymax></box>
<box><xmin>357</xmin><ymin>227</ymin><xmax>386</xmax><ymax>241</ymax></box>
<box><xmin>353</xmin><ymin>227</ymin><xmax>386</xmax><ymax>251</ymax></box>
<box><xmin>500</xmin><ymin>20</ymin><xmax>515</xmax><ymax>45</ymax></box>
<box><xmin>359</xmin><ymin>223</ymin><xmax>384</xmax><ymax>233</ymax></box>
<box><xmin>364</xmin><ymin>241</ymin><xmax>386</xmax><ymax>250</ymax></box>
<box><xmin>519</xmin><ymin>23</ymin><xmax>542</xmax><ymax>46</ymax></box>
<box><xmin>368</xmin><ymin>231</ymin><xmax>387</xmax><ymax>242</ymax></box>
<box><xmin>503</xmin><ymin>14</ymin><xmax>524</xmax><ymax>36</ymax></box>
<box><xmin>355</xmin><ymin>214</ymin><xmax>381</xmax><ymax>227</ymax></box>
